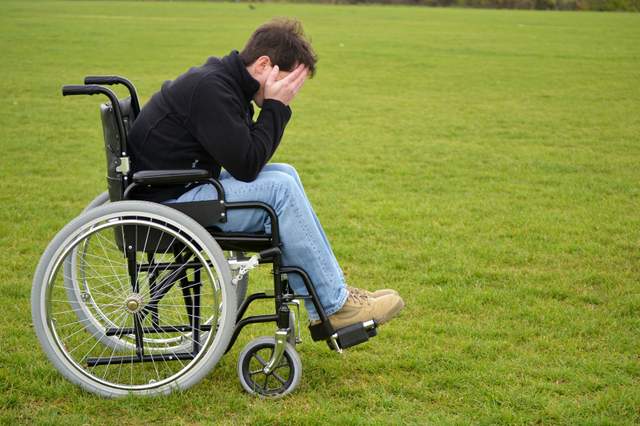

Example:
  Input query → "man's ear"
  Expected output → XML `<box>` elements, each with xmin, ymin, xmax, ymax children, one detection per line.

<box><xmin>254</xmin><ymin>55</ymin><xmax>272</xmax><ymax>75</ymax></box>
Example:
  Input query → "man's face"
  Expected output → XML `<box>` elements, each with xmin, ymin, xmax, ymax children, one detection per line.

<box><xmin>248</xmin><ymin>56</ymin><xmax>295</xmax><ymax>107</ymax></box>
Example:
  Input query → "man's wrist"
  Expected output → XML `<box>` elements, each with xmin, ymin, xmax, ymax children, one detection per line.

<box><xmin>262</xmin><ymin>98</ymin><xmax>292</xmax><ymax>118</ymax></box>
<box><xmin>263</xmin><ymin>98</ymin><xmax>287</xmax><ymax>108</ymax></box>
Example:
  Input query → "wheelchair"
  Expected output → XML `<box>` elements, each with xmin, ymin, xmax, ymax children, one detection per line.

<box><xmin>31</xmin><ymin>76</ymin><xmax>379</xmax><ymax>398</ymax></box>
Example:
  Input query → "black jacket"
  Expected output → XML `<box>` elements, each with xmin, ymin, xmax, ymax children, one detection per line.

<box><xmin>128</xmin><ymin>50</ymin><xmax>292</xmax><ymax>201</ymax></box>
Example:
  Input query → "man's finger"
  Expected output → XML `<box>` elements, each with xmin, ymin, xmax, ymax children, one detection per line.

<box><xmin>280</xmin><ymin>64</ymin><xmax>305</xmax><ymax>85</ymax></box>
<box><xmin>291</xmin><ymin>68</ymin><xmax>308</xmax><ymax>91</ymax></box>
<box><xmin>287</xmin><ymin>67</ymin><xmax>306</xmax><ymax>91</ymax></box>
<box><xmin>291</xmin><ymin>71</ymin><xmax>308</xmax><ymax>97</ymax></box>
<box><xmin>266</xmin><ymin>65</ymin><xmax>279</xmax><ymax>86</ymax></box>
<box><xmin>292</xmin><ymin>77</ymin><xmax>306</xmax><ymax>96</ymax></box>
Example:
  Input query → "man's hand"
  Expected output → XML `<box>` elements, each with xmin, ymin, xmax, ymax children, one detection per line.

<box><xmin>264</xmin><ymin>64</ymin><xmax>308</xmax><ymax>106</ymax></box>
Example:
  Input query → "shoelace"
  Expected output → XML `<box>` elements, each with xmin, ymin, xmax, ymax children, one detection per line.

<box><xmin>346</xmin><ymin>287</ymin><xmax>370</xmax><ymax>305</ymax></box>
<box><xmin>347</xmin><ymin>285</ymin><xmax>370</xmax><ymax>297</ymax></box>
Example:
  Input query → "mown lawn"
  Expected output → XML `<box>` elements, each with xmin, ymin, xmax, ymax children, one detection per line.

<box><xmin>1</xmin><ymin>1</ymin><xmax>639</xmax><ymax>424</ymax></box>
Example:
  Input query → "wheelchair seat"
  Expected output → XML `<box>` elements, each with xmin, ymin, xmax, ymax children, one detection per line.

<box><xmin>207</xmin><ymin>230</ymin><xmax>273</xmax><ymax>252</ymax></box>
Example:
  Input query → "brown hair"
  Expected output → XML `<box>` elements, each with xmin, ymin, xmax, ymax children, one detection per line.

<box><xmin>240</xmin><ymin>18</ymin><xmax>317</xmax><ymax>77</ymax></box>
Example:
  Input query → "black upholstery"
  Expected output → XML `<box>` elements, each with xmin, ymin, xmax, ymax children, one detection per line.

<box><xmin>133</xmin><ymin>169</ymin><xmax>211</xmax><ymax>185</ymax></box>
<box><xmin>100</xmin><ymin>97</ymin><xmax>136</xmax><ymax>203</ymax></box>
<box><xmin>208</xmin><ymin>230</ymin><xmax>272</xmax><ymax>252</ymax></box>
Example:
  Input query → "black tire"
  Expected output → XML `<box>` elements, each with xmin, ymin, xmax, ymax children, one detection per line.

<box><xmin>237</xmin><ymin>336</ymin><xmax>302</xmax><ymax>398</ymax></box>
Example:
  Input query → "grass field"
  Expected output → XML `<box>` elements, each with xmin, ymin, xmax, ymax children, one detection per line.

<box><xmin>1</xmin><ymin>1</ymin><xmax>639</xmax><ymax>424</ymax></box>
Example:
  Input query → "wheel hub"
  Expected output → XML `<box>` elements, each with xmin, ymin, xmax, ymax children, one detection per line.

<box><xmin>124</xmin><ymin>294</ymin><xmax>144</xmax><ymax>314</ymax></box>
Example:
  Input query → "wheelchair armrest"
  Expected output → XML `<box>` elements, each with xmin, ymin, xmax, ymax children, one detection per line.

<box><xmin>124</xmin><ymin>169</ymin><xmax>225</xmax><ymax>202</ymax></box>
<box><xmin>132</xmin><ymin>169</ymin><xmax>211</xmax><ymax>186</ymax></box>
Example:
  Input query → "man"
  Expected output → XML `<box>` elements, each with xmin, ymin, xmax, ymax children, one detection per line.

<box><xmin>128</xmin><ymin>18</ymin><xmax>404</xmax><ymax>329</ymax></box>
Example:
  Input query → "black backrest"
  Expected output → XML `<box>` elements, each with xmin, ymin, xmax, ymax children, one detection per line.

<box><xmin>100</xmin><ymin>96</ymin><xmax>136</xmax><ymax>202</ymax></box>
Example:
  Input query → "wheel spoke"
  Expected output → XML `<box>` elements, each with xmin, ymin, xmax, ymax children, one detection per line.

<box><xmin>254</xmin><ymin>353</ymin><xmax>268</xmax><ymax>367</ymax></box>
<box><xmin>272</xmin><ymin>371</ymin><xmax>287</xmax><ymax>385</ymax></box>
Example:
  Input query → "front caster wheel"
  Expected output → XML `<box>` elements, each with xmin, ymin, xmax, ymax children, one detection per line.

<box><xmin>237</xmin><ymin>336</ymin><xmax>301</xmax><ymax>398</ymax></box>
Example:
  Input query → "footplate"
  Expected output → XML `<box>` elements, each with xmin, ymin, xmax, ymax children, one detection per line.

<box><xmin>309</xmin><ymin>320</ymin><xmax>377</xmax><ymax>353</ymax></box>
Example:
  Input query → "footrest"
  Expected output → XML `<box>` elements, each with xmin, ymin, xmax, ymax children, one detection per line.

<box><xmin>309</xmin><ymin>321</ymin><xmax>334</xmax><ymax>342</ymax></box>
<box><xmin>309</xmin><ymin>320</ymin><xmax>378</xmax><ymax>352</ymax></box>
<box><xmin>330</xmin><ymin>320</ymin><xmax>377</xmax><ymax>351</ymax></box>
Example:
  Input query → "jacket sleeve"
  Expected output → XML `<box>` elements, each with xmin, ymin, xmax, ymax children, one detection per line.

<box><xmin>187</xmin><ymin>76</ymin><xmax>291</xmax><ymax>182</ymax></box>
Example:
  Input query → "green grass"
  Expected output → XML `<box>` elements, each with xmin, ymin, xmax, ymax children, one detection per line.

<box><xmin>1</xmin><ymin>1</ymin><xmax>639</xmax><ymax>424</ymax></box>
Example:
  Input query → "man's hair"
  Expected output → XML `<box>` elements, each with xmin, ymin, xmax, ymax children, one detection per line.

<box><xmin>240</xmin><ymin>18</ymin><xmax>317</xmax><ymax>77</ymax></box>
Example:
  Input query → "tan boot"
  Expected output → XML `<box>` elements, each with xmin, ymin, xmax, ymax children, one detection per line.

<box><xmin>347</xmin><ymin>285</ymin><xmax>399</xmax><ymax>299</ymax></box>
<box><xmin>323</xmin><ymin>290</ymin><xmax>404</xmax><ymax>330</ymax></box>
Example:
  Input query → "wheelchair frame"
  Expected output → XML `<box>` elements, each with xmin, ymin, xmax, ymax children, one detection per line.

<box><xmin>33</xmin><ymin>76</ymin><xmax>379</xmax><ymax>397</ymax></box>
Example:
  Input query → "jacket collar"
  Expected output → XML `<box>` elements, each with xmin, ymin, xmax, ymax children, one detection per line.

<box><xmin>221</xmin><ymin>50</ymin><xmax>260</xmax><ymax>103</ymax></box>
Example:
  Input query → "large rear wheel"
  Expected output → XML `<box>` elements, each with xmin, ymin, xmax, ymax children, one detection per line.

<box><xmin>32</xmin><ymin>201</ymin><xmax>236</xmax><ymax>397</ymax></box>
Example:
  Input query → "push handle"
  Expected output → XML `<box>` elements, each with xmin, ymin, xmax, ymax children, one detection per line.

<box><xmin>62</xmin><ymin>84</ymin><xmax>107</xmax><ymax>96</ymax></box>
<box><xmin>83</xmin><ymin>75</ymin><xmax>140</xmax><ymax>117</ymax></box>
<box><xmin>84</xmin><ymin>76</ymin><xmax>121</xmax><ymax>85</ymax></box>
<box><xmin>60</xmin><ymin>83</ymin><xmax>128</xmax><ymax>151</ymax></box>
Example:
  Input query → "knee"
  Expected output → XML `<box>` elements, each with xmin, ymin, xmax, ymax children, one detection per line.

<box><xmin>272</xmin><ymin>171</ymin><xmax>298</xmax><ymax>193</ymax></box>
<box><xmin>258</xmin><ymin>171</ymin><xmax>298</xmax><ymax>197</ymax></box>
<box><xmin>270</xmin><ymin>163</ymin><xmax>299</xmax><ymax>180</ymax></box>
<box><xmin>263</xmin><ymin>172</ymin><xmax>303</xmax><ymax>212</ymax></box>
<box><xmin>247</xmin><ymin>170</ymin><xmax>303</xmax><ymax>215</ymax></box>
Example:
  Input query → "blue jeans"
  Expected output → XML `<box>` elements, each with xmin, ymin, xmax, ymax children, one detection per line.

<box><xmin>170</xmin><ymin>163</ymin><xmax>348</xmax><ymax>320</ymax></box>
